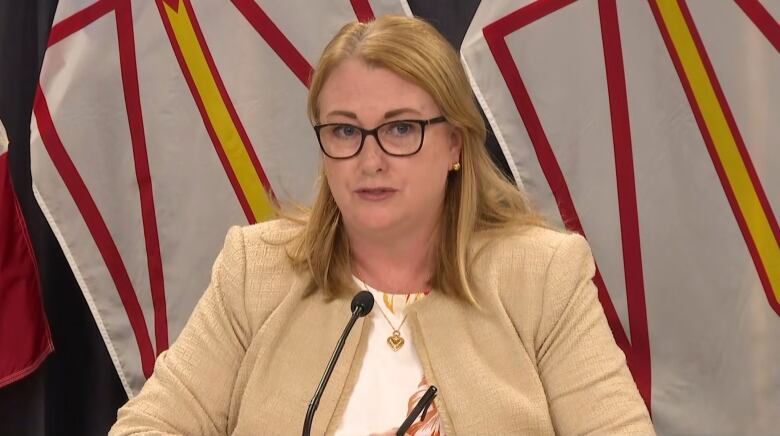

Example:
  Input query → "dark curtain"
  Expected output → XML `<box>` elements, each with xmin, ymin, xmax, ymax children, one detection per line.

<box><xmin>0</xmin><ymin>1</ymin><xmax>506</xmax><ymax>434</ymax></box>
<box><xmin>0</xmin><ymin>0</ymin><xmax>130</xmax><ymax>435</ymax></box>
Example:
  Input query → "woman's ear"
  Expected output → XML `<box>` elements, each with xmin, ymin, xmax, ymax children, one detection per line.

<box><xmin>448</xmin><ymin>127</ymin><xmax>463</xmax><ymax>162</ymax></box>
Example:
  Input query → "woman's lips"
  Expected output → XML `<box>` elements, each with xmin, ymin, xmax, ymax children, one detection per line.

<box><xmin>355</xmin><ymin>188</ymin><xmax>397</xmax><ymax>201</ymax></box>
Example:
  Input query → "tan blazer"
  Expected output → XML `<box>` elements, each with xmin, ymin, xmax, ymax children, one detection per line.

<box><xmin>110</xmin><ymin>220</ymin><xmax>654</xmax><ymax>435</ymax></box>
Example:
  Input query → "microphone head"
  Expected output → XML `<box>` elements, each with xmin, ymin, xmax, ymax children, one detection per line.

<box><xmin>351</xmin><ymin>291</ymin><xmax>374</xmax><ymax>317</ymax></box>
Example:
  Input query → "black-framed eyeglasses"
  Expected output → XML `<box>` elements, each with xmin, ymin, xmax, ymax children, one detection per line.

<box><xmin>313</xmin><ymin>116</ymin><xmax>447</xmax><ymax>159</ymax></box>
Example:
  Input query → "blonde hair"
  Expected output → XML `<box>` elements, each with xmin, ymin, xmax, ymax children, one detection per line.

<box><xmin>286</xmin><ymin>15</ymin><xmax>547</xmax><ymax>302</ymax></box>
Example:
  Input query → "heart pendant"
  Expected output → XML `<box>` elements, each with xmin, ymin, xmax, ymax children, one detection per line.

<box><xmin>387</xmin><ymin>332</ymin><xmax>405</xmax><ymax>351</ymax></box>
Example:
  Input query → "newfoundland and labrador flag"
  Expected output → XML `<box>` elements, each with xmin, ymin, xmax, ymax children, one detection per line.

<box><xmin>461</xmin><ymin>0</ymin><xmax>779</xmax><ymax>434</ymax></box>
<box><xmin>31</xmin><ymin>0</ymin><xmax>407</xmax><ymax>396</ymax></box>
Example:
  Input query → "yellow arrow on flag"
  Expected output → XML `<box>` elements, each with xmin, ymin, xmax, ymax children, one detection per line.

<box><xmin>160</xmin><ymin>0</ymin><xmax>275</xmax><ymax>223</ymax></box>
<box><xmin>655</xmin><ymin>0</ymin><xmax>780</xmax><ymax>310</ymax></box>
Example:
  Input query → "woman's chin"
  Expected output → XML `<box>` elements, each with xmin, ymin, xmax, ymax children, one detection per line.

<box><xmin>346</xmin><ymin>214</ymin><xmax>404</xmax><ymax>236</ymax></box>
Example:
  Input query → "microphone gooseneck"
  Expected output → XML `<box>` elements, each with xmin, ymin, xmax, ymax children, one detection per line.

<box><xmin>302</xmin><ymin>291</ymin><xmax>374</xmax><ymax>436</ymax></box>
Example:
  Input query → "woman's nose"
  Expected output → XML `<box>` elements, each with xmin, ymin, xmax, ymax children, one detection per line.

<box><xmin>357</xmin><ymin>134</ymin><xmax>387</xmax><ymax>173</ymax></box>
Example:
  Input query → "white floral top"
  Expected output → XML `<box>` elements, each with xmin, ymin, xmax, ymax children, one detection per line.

<box><xmin>334</xmin><ymin>279</ymin><xmax>442</xmax><ymax>436</ymax></box>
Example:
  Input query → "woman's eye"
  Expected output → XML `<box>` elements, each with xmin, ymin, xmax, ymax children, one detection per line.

<box><xmin>388</xmin><ymin>122</ymin><xmax>413</xmax><ymax>136</ymax></box>
<box><xmin>333</xmin><ymin>125</ymin><xmax>358</xmax><ymax>138</ymax></box>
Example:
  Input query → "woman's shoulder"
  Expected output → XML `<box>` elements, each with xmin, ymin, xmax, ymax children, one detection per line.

<box><xmin>473</xmin><ymin>224</ymin><xmax>589</xmax><ymax>264</ymax></box>
<box><xmin>472</xmin><ymin>225</ymin><xmax>598</xmax><ymax>343</ymax></box>
<box><xmin>218</xmin><ymin>218</ymin><xmax>304</xmax><ymax>271</ymax></box>
<box><xmin>470</xmin><ymin>225</ymin><xmax>595</xmax><ymax>307</ymax></box>
<box><xmin>239</xmin><ymin>217</ymin><xmax>304</xmax><ymax>246</ymax></box>
<box><xmin>217</xmin><ymin>219</ymin><xmax>308</xmax><ymax>328</ymax></box>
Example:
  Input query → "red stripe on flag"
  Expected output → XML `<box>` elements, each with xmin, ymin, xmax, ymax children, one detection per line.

<box><xmin>734</xmin><ymin>0</ymin><xmax>780</xmax><ymax>52</ymax></box>
<box><xmin>598</xmin><ymin>0</ymin><xmax>652</xmax><ymax>406</ymax></box>
<box><xmin>350</xmin><ymin>0</ymin><xmax>375</xmax><ymax>22</ymax></box>
<box><xmin>0</xmin><ymin>152</ymin><xmax>53</xmax><ymax>388</ymax></box>
<box><xmin>116</xmin><ymin>2</ymin><xmax>169</xmax><ymax>353</ymax></box>
<box><xmin>49</xmin><ymin>0</ymin><xmax>116</xmax><ymax>46</ymax></box>
<box><xmin>232</xmin><ymin>0</ymin><xmax>314</xmax><ymax>87</ymax></box>
<box><xmin>33</xmin><ymin>88</ymin><xmax>157</xmax><ymax>378</ymax></box>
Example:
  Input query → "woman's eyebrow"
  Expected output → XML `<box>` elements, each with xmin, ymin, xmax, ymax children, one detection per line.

<box><xmin>323</xmin><ymin>108</ymin><xmax>423</xmax><ymax>122</ymax></box>
<box><xmin>325</xmin><ymin>110</ymin><xmax>358</xmax><ymax>119</ymax></box>
<box><xmin>384</xmin><ymin>108</ymin><xmax>422</xmax><ymax>119</ymax></box>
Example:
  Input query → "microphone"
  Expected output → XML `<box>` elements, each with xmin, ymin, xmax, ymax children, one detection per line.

<box><xmin>303</xmin><ymin>291</ymin><xmax>374</xmax><ymax>436</ymax></box>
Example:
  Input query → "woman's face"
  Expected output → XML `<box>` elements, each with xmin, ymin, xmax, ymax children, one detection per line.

<box><xmin>318</xmin><ymin>59</ymin><xmax>461</xmax><ymax>239</ymax></box>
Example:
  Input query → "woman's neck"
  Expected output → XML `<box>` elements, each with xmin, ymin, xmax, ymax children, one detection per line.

<box><xmin>348</xmin><ymin>224</ymin><xmax>436</xmax><ymax>295</ymax></box>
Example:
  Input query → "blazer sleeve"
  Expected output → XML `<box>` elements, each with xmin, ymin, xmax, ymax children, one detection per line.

<box><xmin>535</xmin><ymin>233</ymin><xmax>655</xmax><ymax>435</ymax></box>
<box><xmin>110</xmin><ymin>226</ymin><xmax>252</xmax><ymax>436</ymax></box>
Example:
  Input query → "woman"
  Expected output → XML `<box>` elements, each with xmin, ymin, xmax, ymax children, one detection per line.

<box><xmin>111</xmin><ymin>15</ymin><xmax>653</xmax><ymax>435</ymax></box>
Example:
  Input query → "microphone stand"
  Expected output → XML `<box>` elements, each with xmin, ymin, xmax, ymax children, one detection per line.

<box><xmin>303</xmin><ymin>291</ymin><xmax>373</xmax><ymax>436</ymax></box>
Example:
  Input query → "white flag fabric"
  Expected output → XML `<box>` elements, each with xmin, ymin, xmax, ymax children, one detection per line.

<box><xmin>31</xmin><ymin>0</ymin><xmax>407</xmax><ymax>396</ymax></box>
<box><xmin>462</xmin><ymin>0</ymin><xmax>779</xmax><ymax>434</ymax></box>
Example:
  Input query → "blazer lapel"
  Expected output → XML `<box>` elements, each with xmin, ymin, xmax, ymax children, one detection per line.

<box><xmin>233</xmin><ymin>284</ymin><xmax>367</xmax><ymax>435</ymax></box>
<box><xmin>406</xmin><ymin>293</ymin><xmax>461</xmax><ymax>436</ymax></box>
<box><xmin>295</xmin><ymin>291</ymin><xmax>368</xmax><ymax>435</ymax></box>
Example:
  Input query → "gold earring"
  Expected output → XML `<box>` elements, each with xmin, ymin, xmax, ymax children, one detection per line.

<box><xmin>451</xmin><ymin>162</ymin><xmax>461</xmax><ymax>172</ymax></box>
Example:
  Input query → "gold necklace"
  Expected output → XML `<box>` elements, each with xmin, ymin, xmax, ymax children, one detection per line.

<box><xmin>356</xmin><ymin>278</ymin><xmax>412</xmax><ymax>351</ymax></box>
<box><xmin>377</xmin><ymin>304</ymin><xmax>408</xmax><ymax>351</ymax></box>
